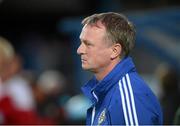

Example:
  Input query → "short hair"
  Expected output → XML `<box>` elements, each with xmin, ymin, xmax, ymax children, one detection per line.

<box><xmin>82</xmin><ymin>12</ymin><xmax>136</xmax><ymax>57</ymax></box>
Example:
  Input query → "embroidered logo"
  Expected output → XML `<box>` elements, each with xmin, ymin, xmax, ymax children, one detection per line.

<box><xmin>98</xmin><ymin>108</ymin><xmax>106</xmax><ymax>125</ymax></box>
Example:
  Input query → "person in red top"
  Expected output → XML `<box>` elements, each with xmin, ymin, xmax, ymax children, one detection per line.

<box><xmin>0</xmin><ymin>36</ymin><xmax>39</xmax><ymax>124</ymax></box>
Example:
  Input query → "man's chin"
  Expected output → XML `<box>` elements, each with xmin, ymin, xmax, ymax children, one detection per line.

<box><xmin>82</xmin><ymin>66</ymin><xmax>89</xmax><ymax>70</ymax></box>
<box><xmin>82</xmin><ymin>66</ymin><xmax>96</xmax><ymax>73</ymax></box>
<box><xmin>82</xmin><ymin>65</ymin><xmax>91</xmax><ymax>70</ymax></box>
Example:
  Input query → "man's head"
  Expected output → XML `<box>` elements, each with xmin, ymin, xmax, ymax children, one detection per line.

<box><xmin>77</xmin><ymin>12</ymin><xmax>136</xmax><ymax>78</ymax></box>
<box><xmin>81</xmin><ymin>12</ymin><xmax>136</xmax><ymax>57</ymax></box>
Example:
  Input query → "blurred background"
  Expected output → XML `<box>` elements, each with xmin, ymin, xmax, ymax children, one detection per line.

<box><xmin>0</xmin><ymin>0</ymin><xmax>179</xmax><ymax>125</ymax></box>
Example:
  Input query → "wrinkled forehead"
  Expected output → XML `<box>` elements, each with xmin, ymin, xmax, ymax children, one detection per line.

<box><xmin>84</xmin><ymin>20</ymin><xmax>105</xmax><ymax>29</ymax></box>
<box><xmin>80</xmin><ymin>22</ymin><xmax>112</xmax><ymax>47</ymax></box>
<box><xmin>80</xmin><ymin>22</ymin><xmax>106</xmax><ymax>39</ymax></box>
<box><xmin>81</xmin><ymin>20</ymin><xmax>106</xmax><ymax>36</ymax></box>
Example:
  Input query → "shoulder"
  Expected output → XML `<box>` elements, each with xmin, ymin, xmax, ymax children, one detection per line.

<box><xmin>116</xmin><ymin>73</ymin><xmax>162</xmax><ymax>113</ymax></box>
<box><xmin>126</xmin><ymin>73</ymin><xmax>161</xmax><ymax>109</ymax></box>
<box><xmin>107</xmin><ymin>73</ymin><xmax>163</xmax><ymax>124</ymax></box>
<box><xmin>5</xmin><ymin>75</ymin><xmax>35</xmax><ymax>110</ymax></box>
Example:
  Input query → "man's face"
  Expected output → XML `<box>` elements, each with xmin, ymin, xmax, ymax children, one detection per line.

<box><xmin>77</xmin><ymin>23</ymin><xmax>112</xmax><ymax>73</ymax></box>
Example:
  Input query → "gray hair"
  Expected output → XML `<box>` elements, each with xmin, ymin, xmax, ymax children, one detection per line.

<box><xmin>82</xmin><ymin>12</ymin><xmax>136</xmax><ymax>57</ymax></box>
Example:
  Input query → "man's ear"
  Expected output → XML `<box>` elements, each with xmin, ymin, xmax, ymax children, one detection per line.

<box><xmin>110</xmin><ymin>43</ymin><xmax>122</xmax><ymax>59</ymax></box>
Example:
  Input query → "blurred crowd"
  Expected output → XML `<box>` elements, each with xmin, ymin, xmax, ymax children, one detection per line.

<box><xmin>0</xmin><ymin>36</ymin><xmax>90</xmax><ymax>124</ymax></box>
<box><xmin>155</xmin><ymin>63</ymin><xmax>180</xmax><ymax>124</ymax></box>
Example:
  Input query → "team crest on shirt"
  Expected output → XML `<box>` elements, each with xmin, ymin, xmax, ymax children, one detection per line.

<box><xmin>98</xmin><ymin>108</ymin><xmax>106</xmax><ymax>125</ymax></box>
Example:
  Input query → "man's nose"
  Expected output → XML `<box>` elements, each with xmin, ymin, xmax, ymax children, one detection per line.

<box><xmin>77</xmin><ymin>43</ymin><xmax>84</xmax><ymax>55</ymax></box>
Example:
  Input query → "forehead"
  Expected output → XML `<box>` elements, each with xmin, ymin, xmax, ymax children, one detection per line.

<box><xmin>80</xmin><ymin>23</ymin><xmax>106</xmax><ymax>40</ymax></box>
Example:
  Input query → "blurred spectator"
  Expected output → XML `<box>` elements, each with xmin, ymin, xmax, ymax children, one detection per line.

<box><xmin>174</xmin><ymin>106</ymin><xmax>180</xmax><ymax>124</ymax></box>
<box><xmin>64</xmin><ymin>94</ymin><xmax>91</xmax><ymax>124</ymax></box>
<box><xmin>32</xmin><ymin>70</ymin><xmax>69</xmax><ymax>124</ymax></box>
<box><xmin>155</xmin><ymin>63</ymin><xmax>180</xmax><ymax>124</ymax></box>
<box><xmin>0</xmin><ymin>36</ymin><xmax>38</xmax><ymax>124</ymax></box>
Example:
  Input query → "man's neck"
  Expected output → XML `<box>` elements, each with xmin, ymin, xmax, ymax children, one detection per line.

<box><xmin>95</xmin><ymin>59</ymin><xmax>121</xmax><ymax>81</ymax></box>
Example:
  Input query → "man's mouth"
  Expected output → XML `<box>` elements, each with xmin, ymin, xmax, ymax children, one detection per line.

<box><xmin>81</xmin><ymin>58</ymin><xmax>87</xmax><ymax>62</ymax></box>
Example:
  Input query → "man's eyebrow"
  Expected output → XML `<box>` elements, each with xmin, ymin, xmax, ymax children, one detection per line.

<box><xmin>80</xmin><ymin>39</ymin><xmax>91</xmax><ymax>44</ymax></box>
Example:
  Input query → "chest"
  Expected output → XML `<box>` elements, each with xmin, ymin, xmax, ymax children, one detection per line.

<box><xmin>86</xmin><ymin>89</ymin><xmax>115</xmax><ymax>125</ymax></box>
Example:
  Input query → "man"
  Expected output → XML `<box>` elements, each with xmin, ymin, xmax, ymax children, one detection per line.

<box><xmin>77</xmin><ymin>12</ymin><xmax>163</xmax><ymax>125</ymax></box>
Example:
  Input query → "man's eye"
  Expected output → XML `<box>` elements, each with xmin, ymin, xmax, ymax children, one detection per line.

<box><xmin>85</xmin><ymin>42</ymin><xmax>91</xmax><ymax>46</ymax></box>
<box><xmin>86</xmin><ymin>43</ymin><xmax>91</xmax><ymax>46</ymax></box>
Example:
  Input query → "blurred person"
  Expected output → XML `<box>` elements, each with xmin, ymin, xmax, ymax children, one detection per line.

<box><xmin>33</xmin><ymin>70</ymin><xmax>68</xmax><ymax>124</ymax></box>
<box><xmin>0</xmin><ymin>36</ymin><xmax>38</xmax><ymax>124</ymax></box>
<box><xmin>174</xmin><ymin>106</ymin><xmax>180</xmax><ymax>125</ymax></box>
<box><xmin>77</xmin><ymin>12</ymin><xmax>163</xmax><ymax>125</ymax></box>
<box><xmin>64</xmin><ymin>94</ymin><xmax>91</xmax><ymax>124</ymax></box>
<box><xmin>155</xmin><ymin>63</ymin><xmax>180</xmax><ymax>124</ymax></box>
